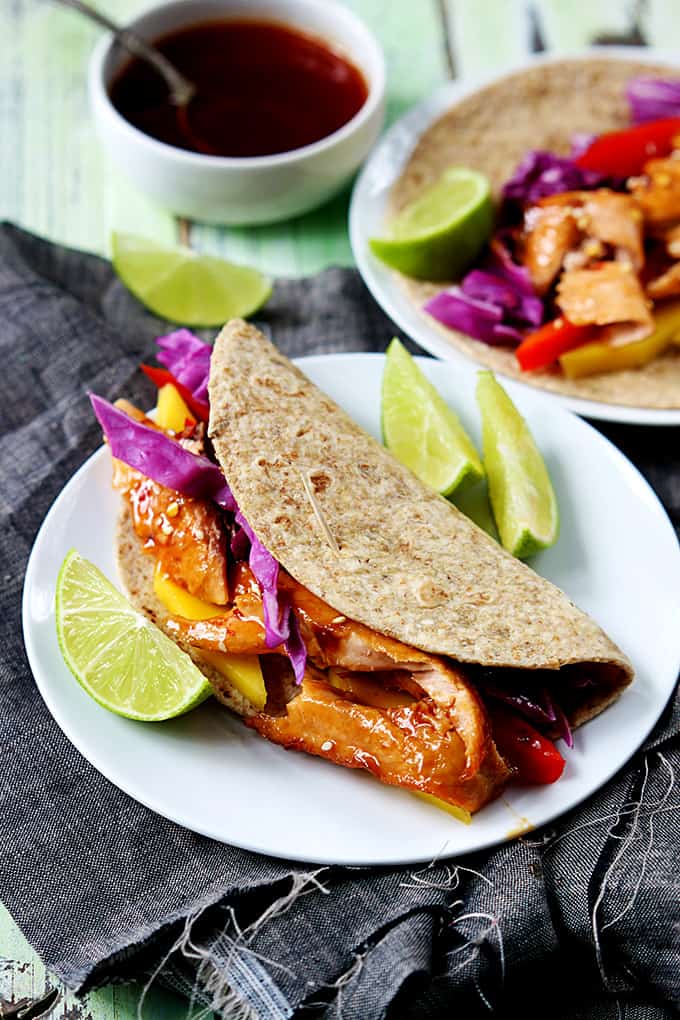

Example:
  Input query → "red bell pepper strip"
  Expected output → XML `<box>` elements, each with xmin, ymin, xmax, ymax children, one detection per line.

<box><xmin>515</xmin><ymin>317</ymin><xmax>596</xmax><ymax>372</ymax></box>
<box><xmin>490</xmin><ymin>706</ymin><xmax>565</xmax><ymax>785</ymax></box>
<box><xmin>140</xmin><ymin>365</ymin><xmax>210</xmax><ymax>422</ymax></box>
<box><xmin>575</xmin><ymin>116</ymin><xmax>680</xmax><ymax>177</ymax></box>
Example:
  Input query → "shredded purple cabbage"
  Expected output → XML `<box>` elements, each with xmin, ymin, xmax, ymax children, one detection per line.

<box><xmin>483</xmin><ymin>683</ymin><xmax>555</xmax><ymax>725</ymax></box>
<box><xmin>424</xmin><ymin>288</ymin><xmax>522</xmax><ymax>345</ymax></box>
<box><xmin>156</xmin><ymin>329</ymin><xmax>212</xmax><ymax>402</ymax></box>
<box><xmin>543</xmin><ymin>690</ymin><xmax>574</xmax><ymax>749</ymax></box>
<box><xmin>424</xmin><ymin>237</ymin><xmax>543</xmax><ymax>346</ymax></box>
<box><xmin>90</xmin><ymin>395</ymin><xmax>235</xmax><ymax>510</ymax></box>
<box><xmin>481</xmin><ymin>678</ymin><xmax>574</xmax><ymax>748</ymax></box>
<box><xmin>627</xmin><ymin>77</ymin><xmax>680</xmax><ymax>124</ymax></box>
<box><xmin>462</xmin><ymin>269</ymin><xmax>543</xmax><ymax>328</ymax></box>
<box><xmin>230</xmin><ymin>525</ymin><xmax>250</xmax><ymax>561</ymax></box>
<box><xmin>235</xmin><ymin>511</ymin><xmax>307</xmax><ymax>683</ymax></box>
<box><xmin>488</xmin><ymin>236</ymin><xmax>535</xmax><ymax>296</ymax></box>
<box><xmin>502</xmin><ymin>150</ymin><xmax>606</xmax><ymax>208</ymax></box>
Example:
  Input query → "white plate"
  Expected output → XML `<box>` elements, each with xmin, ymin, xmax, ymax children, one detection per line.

<box><xmin>350</xmin><ymin>48</ymin><xmax>680</xmax><ymax>426</ymax></box>
<box><xmin>22</xmin><ymin>354</ymin><xmax>680</xmax><ymax>865</ymax></box>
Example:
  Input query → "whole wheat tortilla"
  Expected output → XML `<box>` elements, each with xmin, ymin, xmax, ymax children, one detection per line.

<box><xmin>388</xmin><ymin>57</ymin><xmax>680</xmax><ymax>409</ymax></box>
<box><xmin>208</xmin><ymin>320</ymin><xmax>633</xmax><ymax>721</ymax></box>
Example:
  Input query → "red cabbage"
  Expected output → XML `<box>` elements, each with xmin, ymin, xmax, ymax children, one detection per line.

<box><xmin>156</xmin><ymin>330</ymin><xmax>212</xmax><ymax>402</ymax></box>
<box><xmin>481</xmin><ymin>679</ymin><xmax>573</xmax><ymax>747</ymax></box>
<box><xmin>230</xmin><ymin>525</ymin><xmax>250</xmax><ymax>561</ymax></box>
<box><xmin>424</xmin><ymin>288</ymin><xmax>524</xmax><ymax>345</ymax></box>
<box><xmin>90</xmin><ymin>395</ymin><xmax>235</xmax><ymax>510</ymax></box>
<box><xmin>483</xmin><ymin>683</ymin><xmax>555</xmax><ymax>725</ymax></box>
<box><xmin>538</xmin><ymin>687</ymin><xmax>557</xmax><ymax>723</ymax></box>
<box><xmin>488</xmin><ymin>236</ymin><xmax>536</xmax><ymax>296</ymax></box>
<box><xmin>544</xmin><ymin>690</ymin><xmax>574</xmax><ymax>749</ymax></box>
<box><xmin>502</xmin><ymin>150</ymin><xmax>606</xmax><ymax>208</ymax></box>
<box><xmin>235</xmin><ymin>510</ymin><xmax>307</xmax><ymax>683</ymax></box>
<box><xmin>424</xmin><ymin>232</ymin><xmax>544</xmax><ymax>346</ymax></box>
<box><xmin>462</xmin><ymin>269</ymin><xmax>543</xmax><ymax>328</ymax></box>
<box><xmin>627</xmin><ymin>77</ymin><xmax>680</xmax><ymax>124</ymax></box>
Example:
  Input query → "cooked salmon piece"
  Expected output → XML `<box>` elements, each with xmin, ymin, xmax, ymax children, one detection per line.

<box><xmin>248</xmin><ymin>674</ymin><xmax>510</xmax><ymax>812</ymax></box>
<box><xmin>578</xmin><ymin>191</ymin><xmax>644</xmax><ymax>270</ymax></box>
<box><xmin>169</xmin><ymin>565</ymin><xmax>510</xmax><ymax>806</ymax></box>
<box><xmin>647</xmin><ymin>261</ymin><xmax>680</xmax><ymax>299</ymax></box>
<box><xmin>556</xmin><ymin>262</ymin><xmax>653</xmax><ymax>339</ymax></box>
<box><xmin>651</xmin><ymin>222</ymin><xmax>680</xmax><ymax>258</ymax></box>
<box><xmin>172</xmin><ymin>570</ymin><xmax>493</xmax><ymax>776</ymax></box>
<box><xmin>630</xmin><ymin>157</ymin><xmax>680</xmax><ymax>226</ymax></box>
<box><xmin>522</xmin><ymin>204</ymin><xmax>580</xmax><ymax>294</ymax></box>
<box><xmin>112</xmin><ymin>459</ymin><xmax>229</xmax><ymax>605</ymax></box>
<box><xmin>537</xmin><ymin>190</ymin><xmax>644</xmax><ymax>268</ymax></box>
<box><xmin>522</xmin><ymin>189</ymin><xmax>645</xmax><ymax>292</ymax></box>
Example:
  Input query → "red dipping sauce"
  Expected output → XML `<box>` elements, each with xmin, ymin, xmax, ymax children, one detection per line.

<box><xmin>109</xmin><ymin>19</ymin><xmax>369</xmax><ymax>158</ymax></box>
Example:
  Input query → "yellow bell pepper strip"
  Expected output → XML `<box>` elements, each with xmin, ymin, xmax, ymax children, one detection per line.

<box><xmin>559</xmin><ymin>300</ymin><xmax>680</xmax><ymax>379</ymax></box>
<box><xmin>413</xmin><ymin>792</ymin><xmax>472</xmax><ymax>825</ymax></box>
<box><xmin>199</xmin><ymin>651</ymin><xmax>267</xmax><ymax>711</ymax></box>
<box><xmin>153</xmin><ymin>564</ymin><xmax>267</xmax><ymax>710</ymax></box>
<box><xmin>153</xmin><ymin>564</ymin><xmax>225</xmax><ymax>619</ymax></box>
<box><xmin>155</xmin><ymin>383</ymin><xmax>195</xmax><ymax>433</ymax></box>
<box><xmin>141</xmin><ymin>364</ymin><xmax>210</xmax><ymax>422</ymax></box>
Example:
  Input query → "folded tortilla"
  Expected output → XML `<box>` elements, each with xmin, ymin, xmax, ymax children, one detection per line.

<box><xmin>114</xmin><ymin>320</ymin><xmax>633</xmax><ymax>811</ymax></box>
<box><xmin>206</xmin><ymin>319</ymin><xmax>632</xmax><ymax>723</ymax></box>
<box><xmin>387</xmin><ymin>57</ymin><xmax>680</xmax><ymax>409</ymax></box>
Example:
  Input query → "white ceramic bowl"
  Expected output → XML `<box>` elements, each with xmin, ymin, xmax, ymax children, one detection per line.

<box><xmin>88</xmin><ymin>0</ymin><xmax>386</xmax><ymax>225</ymax></box>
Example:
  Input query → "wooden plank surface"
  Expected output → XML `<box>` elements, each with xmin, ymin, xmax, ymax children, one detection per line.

<box><xmin>2</xmin><ymin>1</ymin><xmax>680</xmax><ymax>1016</ymax></box>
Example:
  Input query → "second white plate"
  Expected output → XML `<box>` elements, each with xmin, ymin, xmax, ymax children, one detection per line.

<box><xmin>350</xmin><ymin>49</ymin><xmax>680</xmax><ymax>426</ymax></box>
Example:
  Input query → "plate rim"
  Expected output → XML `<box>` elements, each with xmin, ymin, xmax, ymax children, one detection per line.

<box><xmin>21</xmin><ymin>352</ymin><xmax>680</xmax><ymax>865</ymax></box>
<box><xmin>349</xmin><ymin>46</ymin><xmax>680</xmax><ymax>427</ymax></box>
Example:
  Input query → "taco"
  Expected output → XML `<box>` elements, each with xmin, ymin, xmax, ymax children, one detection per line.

<box><xmin>94</xmin><ymin>320</ymin><xmax>633</xmax><ymax>816</ymax></box>
<box><xmin>385</xmin><ymin>56</ymin><xmax>680</xmax><ymax>408</ymax></box>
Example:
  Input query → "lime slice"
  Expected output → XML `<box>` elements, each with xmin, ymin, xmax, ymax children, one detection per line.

<box><xmin>111</xmin><ymin>232</ymin><xmax>271</xmax><ymax>326</ymax></box>
<box><xmin>56</xmin><ymin>551</ymin><xmax>212</xmax><ymax>721</ymax></box>
<box><xmin>476</xmin><ymin>372</ymin><xmax>559</xmax><ymax>559</ymax></box>
<box><xmin>369</xmin><ymin>167</ymin><xmax>493</xmax><ymax>281</ymax></box>
<box><xmin>382</xmin><ymin>338</ymin><xmax>484</xmax><ymax>496</ymax></box>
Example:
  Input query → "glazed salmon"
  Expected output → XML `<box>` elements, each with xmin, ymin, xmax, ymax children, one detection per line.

<box><xmin>248</xmin><ymin>674</ymin><xmax>510</xmax><ymax>812</ymax></box>
<box><xmin>170</xmin><ymin>566</ymin><xmax>509</xmax><ymax>803</ymax></box>
<box><xmin>630</xmin><ymin>157</ymin><xmax>680</xmax><ymax>226</ymax></box>
<box><xmin>522</xmin><ymin>204</ymin><xmax>580</xmax><ymax>294</ymax></box>
<box><xmin>556</xmin><ymin>262</ymin><xmax>653</xmax><ymax>340</ymax></box>
<box><xmin>647</xmin><ymin>261</ymin><xmax>680</xmax><ymax>299</ymax></box>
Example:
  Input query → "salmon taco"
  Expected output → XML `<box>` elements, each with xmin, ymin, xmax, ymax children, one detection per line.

<box><xmin>378</xmin><ymin>57</ymin><xmax>680</xmax><ymax>408</ymax></box>
<box><xmin>91</xmin><ymin>320</ymin><xmax>633</xmax><ymax>818</ymax></box>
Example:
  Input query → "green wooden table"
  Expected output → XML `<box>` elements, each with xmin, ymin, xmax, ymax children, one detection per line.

<box><xmin>2</xmin><ymin>1</ymin><xmax>680</xmax><ymax>1016</ymax></box>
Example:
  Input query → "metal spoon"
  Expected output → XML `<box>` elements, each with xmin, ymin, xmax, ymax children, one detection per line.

<box><xmin>53</xmin><ymin>0</ymin><xmax>196</xmax><ymax>108</ymax></box>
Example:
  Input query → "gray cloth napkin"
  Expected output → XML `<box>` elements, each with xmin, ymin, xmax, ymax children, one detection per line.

<box><xmin>0</xmin><ymin>222</ymin><xmax>678</xmax><ymax>1020</ymax></box>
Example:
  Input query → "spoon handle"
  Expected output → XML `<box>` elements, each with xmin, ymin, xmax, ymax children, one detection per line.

<box><xmin>52</xmin><ymin>0</ymin><xmax>195</xmax><ymax>106</ymax></box>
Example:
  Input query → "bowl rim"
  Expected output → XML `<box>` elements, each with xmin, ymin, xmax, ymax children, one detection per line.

<box><xmin>88</xmin><ymin>0</ymin><xmax>387</xmax><ymax>169</ymax></box>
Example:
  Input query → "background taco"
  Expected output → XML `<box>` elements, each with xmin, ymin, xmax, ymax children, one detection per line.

<box><xmin>388</xmin><ymin>57</ymin><xmax>680</xmax><ymax>408</ymax></box>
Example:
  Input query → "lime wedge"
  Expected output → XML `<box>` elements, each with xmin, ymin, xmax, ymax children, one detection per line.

<box><xmin>56</xmin><ymin>551</ymin><xmax>212</xmax><ymax>721</ymax></box>
<box><xmin>369</xmin><ymin>167</ymin><xmax>493</xmax><ymax>281</ymax></box>
<box><xmin>111</xmin><ymin>232</ymin><xmax>271</xmax><ymax>326</ymax></box>
<box><xmin>382</xmin><ymin>338</ymin><xmax>484</xmax><ymax>496</ymax></box>
<box><xmin>476</xmin><ymin>372</ymin><xmax>559</xmax><ymax>559</ymax></box>
<box><xmin>451</xmin><ymin>480</ymin><xmax>499</xmax><ymax>541</ymax></box>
